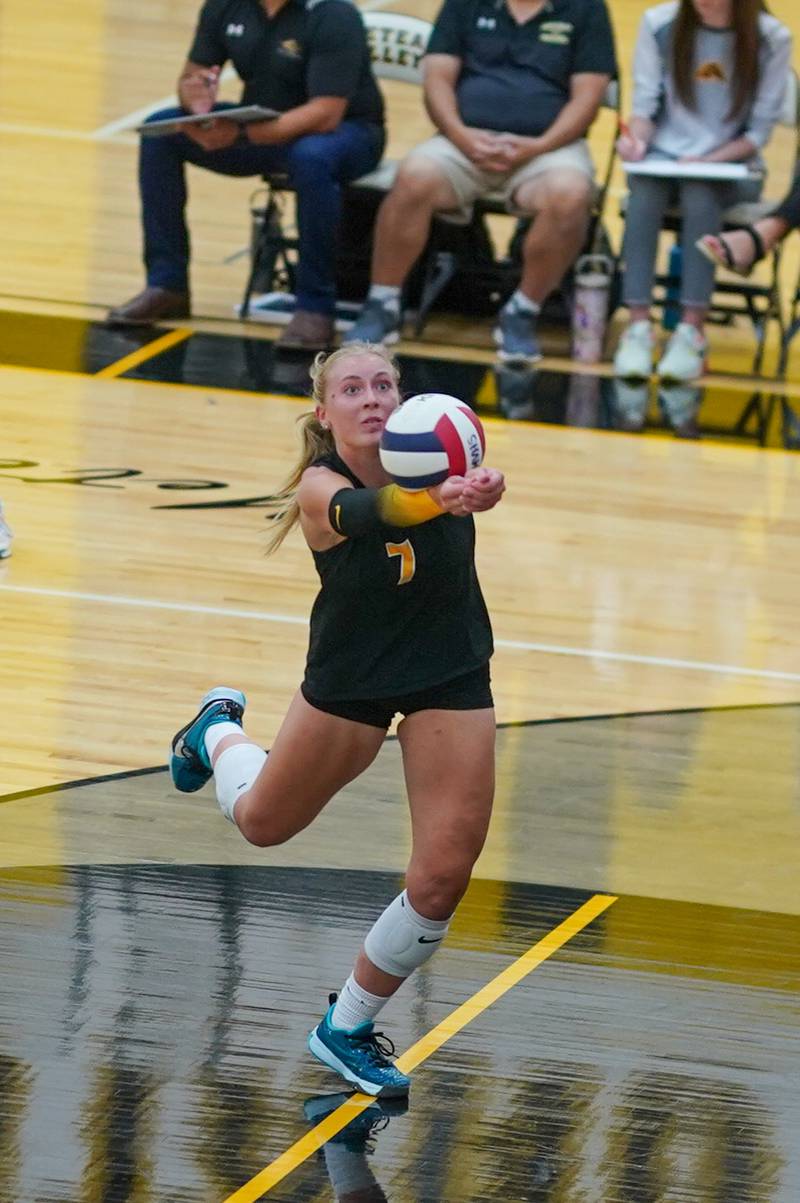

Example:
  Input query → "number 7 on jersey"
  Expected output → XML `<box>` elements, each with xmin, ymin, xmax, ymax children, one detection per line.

<box><xmin>385</xmin><ymin>539</ymin><xmax>416</xmax><ymax>585</ymax></box>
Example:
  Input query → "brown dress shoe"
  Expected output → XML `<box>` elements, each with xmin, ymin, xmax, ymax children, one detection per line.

<box><xmin>106</xmin><ymin>287</ymin><xmax>190</xmax><ymax>326</ymax></box>
<box><xmin>276</xmin><ymin>309</ymin><xmax>334</xmax><ymax>351</ymax></box>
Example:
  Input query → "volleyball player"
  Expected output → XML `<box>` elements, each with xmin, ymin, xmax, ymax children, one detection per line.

<box><xmin>169</xmin><ymin>343</ymin><xmax>505</xmax><ymax>1095</ymax></box>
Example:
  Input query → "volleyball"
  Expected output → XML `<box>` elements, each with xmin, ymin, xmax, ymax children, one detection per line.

<box><xmin>379</xmin><ymin>393</ymin><xmax>486</xmax><ymax>489</ymax></box>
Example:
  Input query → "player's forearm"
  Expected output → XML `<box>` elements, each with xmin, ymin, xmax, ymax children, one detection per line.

<box><xmin>700</xmin><ymin>136</ymin><xmax>757</xmax><ymax>164</ymax></box>
<box><xmin>244</xmin><ymin>98</ymin><xmax>344</xmax><ymax>145</ymax></box>
<box><xmin>329</xmin><ymin>485</ymin><xmax>444</xmax><ymax>537</ymax></box>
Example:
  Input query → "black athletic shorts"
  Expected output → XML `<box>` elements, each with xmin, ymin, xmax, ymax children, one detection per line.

<box><xmin>301</xmin><ymin>663</ymin><xmax>493</xmax><ymax>730</ymax></box>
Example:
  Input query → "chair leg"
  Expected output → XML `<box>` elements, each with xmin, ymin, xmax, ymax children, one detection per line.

<box><xmin>748</xmin><ymin>249</ymin><xmax>787</xmax><ymax>378</ymax></box>
<box><xmin>780</xmin><ymin>396</ymin><xmax>800</xmax><ymax>447</ymax></box>
<box><xmin>241</xmin><ymin>204</ymin><xmax>269</xmax><ymax>320</ymax></box>
<box><xmin>412</xmin><ymin>252</ymin><xmax>458</xmax><ymax>336</ymax></box>
<box><xmin>241</xmin><ymin>194</ymin><xmax>289</xmax><ymax>319</ymax></box>
<box><xmin>778</xmin><ymin>314</ymin><xmax>800</xmax><ymax>378</ymax></box>
<box><xmin>733</xmin><ymin>391</ymin><xmax>774</xmax><ymax>443</ymax></box>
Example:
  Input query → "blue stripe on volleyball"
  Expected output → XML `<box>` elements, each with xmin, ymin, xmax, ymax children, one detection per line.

<box><xmin>380</xmin><ymin>429</ymin><xmax>444</xmax><ymax>452</ymax></box>
<box><xmin>390</xmin><ymin>468</ymin><xmax>449</xmax><ymax>489</ymax></box>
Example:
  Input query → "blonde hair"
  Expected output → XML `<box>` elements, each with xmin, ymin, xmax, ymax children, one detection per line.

<box><xmin>265</xmin><ymin>342</ymin><xmax>401</xmax><ymax>555</ymax></box>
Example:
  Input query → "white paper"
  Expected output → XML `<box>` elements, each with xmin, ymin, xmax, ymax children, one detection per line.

<box><xmin>623</xmin><ymin>159</ymin><xmax>755</xmax><ymax>180</ymax></box>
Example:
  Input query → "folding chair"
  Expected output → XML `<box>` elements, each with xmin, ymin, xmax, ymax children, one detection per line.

<box><xmin>240</xmin><ymin>12</ymin><xmax>432</xmax><ymax>320</ymax></box>
<box><xmin>779</xmin><ymin>257</ymin><xmax>800</xmax><ymax>377</ymax></box>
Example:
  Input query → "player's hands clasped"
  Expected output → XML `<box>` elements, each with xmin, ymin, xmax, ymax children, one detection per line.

<box><xmin>430</xmin><ymin>468</ymin><xmax>506</xmax><ymax>517</ymax></box>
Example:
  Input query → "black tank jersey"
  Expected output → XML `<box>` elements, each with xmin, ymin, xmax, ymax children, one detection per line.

<box><xmin>303</xmin><ymin>451</ymin><xmax>493</xmax><ymax>700</ymax></box>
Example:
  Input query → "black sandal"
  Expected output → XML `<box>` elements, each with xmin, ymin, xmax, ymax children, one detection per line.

<box><xmin>696</xmin><ymin>224</ymin><xmax>767</xmax><ymax>278</ymax></box>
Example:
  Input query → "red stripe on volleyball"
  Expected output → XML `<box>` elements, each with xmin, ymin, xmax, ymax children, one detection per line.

<box><xmin>458</xmin><ymin>404</ymin><xmax>486</xmax><ymax>456</ymax></box>
<box><xmin>434</xmin><ymin>413</ymin><xmax>467</xmax><ymax>476</ymax></box>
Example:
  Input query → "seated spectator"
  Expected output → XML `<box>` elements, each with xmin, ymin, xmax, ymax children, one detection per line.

<box><xmin>614</xmin><ymin>0</ymin><xmax>791</xmax><ymax>382</ymax></box>
<box><xmin>108</xmin><ymin>0</ymin><xmax>386</xmax><ymax>351</ymax></box>
<box><xmin>697</xmin><ymin>165</ymin><xmax>800</xmax><ymax>273</ymax></box>
<box><xmin>343</xmin><ymin>0</ymin><xmax>617</xmax><ymax>363</ymax></box>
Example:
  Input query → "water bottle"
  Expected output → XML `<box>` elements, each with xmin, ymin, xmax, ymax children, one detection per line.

<box><xmin>566</xmin><ymin>372</ymin><xmax>601</xmax><ymax>427</ymax></box>
<box><xmin>571</xmin><ymin>255</ymin><xmax>613</xmax><ymax>363</ymax></box>
<box><xmin>662</xmin><ymin>243</ymin><xmax>682</xmax><ymax>331</ymax></box>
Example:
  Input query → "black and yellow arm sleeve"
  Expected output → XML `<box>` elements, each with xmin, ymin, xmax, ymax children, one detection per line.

<box><xmin>329</xmin><ymin>485</ymin><xmax>444</xmax><ymax>537</ymax></box>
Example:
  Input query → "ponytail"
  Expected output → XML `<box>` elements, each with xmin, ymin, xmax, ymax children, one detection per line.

<box><xmin>264</xmin><ymin>412</ymin><xmax>335</xmax><ymax>555</ymax></box>
<box><xmin>265</xmin><ymin>342</ymin><xmax>400</xmax><ymax>555</ymax></box>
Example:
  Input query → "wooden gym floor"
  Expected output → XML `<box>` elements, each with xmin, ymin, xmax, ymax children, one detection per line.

<box><xmin>1</xmin><ymin>2</ymin><xmax>800</xmax><ymax>1200</ymax></box>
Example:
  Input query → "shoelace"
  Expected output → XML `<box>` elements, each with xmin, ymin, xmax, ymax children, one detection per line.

<box><xmin>363</xmin><ymin>1114</ymin><xmax>391</xmax><ymax>1153</ymax></box>
<box><xmin>351</xmin><ymin>1028</ymin><xmax>399</xmax><ymax>1070</ymax></box>
<box><xmin>181</xmin><ymin>700</ymin><xmax>240</xmax><ymax>761</ymax></box>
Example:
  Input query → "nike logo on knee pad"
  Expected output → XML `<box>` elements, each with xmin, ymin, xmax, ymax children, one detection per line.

<box><xmin>418</xmin><ymin>936</ymin><xmax>443</xmax><ymax>943</ymax></box>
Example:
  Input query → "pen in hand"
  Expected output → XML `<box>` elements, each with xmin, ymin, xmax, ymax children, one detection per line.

<box><xmin>617</xmin><ymin>119</ymin><xmax>647</xmax><ymax>162</ymax></box>
<box><xmin>187</xmin><ymin>64</ymin><xmax>221</xmax><ymax>114</ymax></box>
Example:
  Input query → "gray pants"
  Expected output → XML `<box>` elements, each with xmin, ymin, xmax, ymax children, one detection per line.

<box><xmin>622</xmin><ymin>172</ymin><xmax>762</xmax><ymax>309</ymax></box>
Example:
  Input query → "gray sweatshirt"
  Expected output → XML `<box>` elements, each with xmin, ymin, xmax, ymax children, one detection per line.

<box><xmin>631</xmin><ymin>1</ymin><xmax>792</xmax><ymax>161</ymax></box>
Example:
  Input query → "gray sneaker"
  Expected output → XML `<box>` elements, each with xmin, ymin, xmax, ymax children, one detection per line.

<box><xmin>342</xmin><ymin>298</ymin><xmax>401</xmax><ymax>346</ymax></box>
<box><xmin>493</xmin><ymin>307</ymin><xmax>542</xmax><ymax>365</ymax></box>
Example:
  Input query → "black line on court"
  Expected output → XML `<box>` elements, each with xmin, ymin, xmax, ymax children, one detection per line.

<box><xmin>496</xmin><ymin>697</ymin><xmax>800</xmax><ymax>730</ymax></box>
<box><xmin>0</xmin><ymin>764</ymin><xmax>168</xmax><ymax>805</ymax></box>
<box><xmin>2</xmin><ymin>698</ymin><xmax>797</xmax><ymax>806</ymax></box>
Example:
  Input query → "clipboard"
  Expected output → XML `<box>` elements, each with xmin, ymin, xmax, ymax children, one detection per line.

<box><xmin>137</xmin><ymin>105</ymin><xmax>280</xmax><ymax>137</ymax></box>
<box><xmin>623</xmin><ymin>159</ymin><xmax>756</xmax><ymax>181</ymax></box>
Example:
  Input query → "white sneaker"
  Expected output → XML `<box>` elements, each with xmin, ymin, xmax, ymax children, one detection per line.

<box><xmin>613</xmin><ymin>321</ymin><xmax>655</xmax><ymax>379</ymax></box>
<box><xmin>657</xmin><ymin>323</ymin><xmax>708</xmax><ymax>382</ymax></box>
<box><xmin>0</xmin><ymin>504</ymin><xmax>12</xmax><ymax>559</ymax></box>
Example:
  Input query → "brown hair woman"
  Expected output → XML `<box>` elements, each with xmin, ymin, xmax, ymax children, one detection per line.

<box><xmin>613</xmin><ymin>0</ymin><xmax>791</xmax><ymax>382</ymax></box>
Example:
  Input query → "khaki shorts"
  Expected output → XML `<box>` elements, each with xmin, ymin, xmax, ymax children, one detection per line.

<box><xmin>405</xmin><ymin>134</ymin><xmax>595</xmax><ymax>224</ymax></box>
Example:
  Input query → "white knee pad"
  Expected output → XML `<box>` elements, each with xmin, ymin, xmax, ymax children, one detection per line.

<box><xmin>214</xmin><ymin>743</ymin><xmax>267</xmax><ymax>823</ymax></box>
<box><xmin>364</xmin><ymin>890</ymin><xmax>451</xmax><ymax>979</ymax></box>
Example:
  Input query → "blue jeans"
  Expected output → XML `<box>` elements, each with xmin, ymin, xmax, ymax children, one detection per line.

<box><xmin>139</xmin><ymin>104</ymin><xmax>385</xmax><ymax>315</ymax></box>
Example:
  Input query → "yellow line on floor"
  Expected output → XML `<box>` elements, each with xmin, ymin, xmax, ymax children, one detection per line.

<box><xmin>222</xmin><ymin>892</ymin><xmax>618</xmax><ymax>1203</ymax></box>
<box><xmin>94</xmin><ymin>328</ymin><xmax>191</xmax><ymax>378</ymax></box>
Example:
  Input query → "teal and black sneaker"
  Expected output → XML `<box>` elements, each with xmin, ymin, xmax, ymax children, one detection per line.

<box><xmin>303</xmin><ymin>1090</ymin><xmax>408</xmax><ymax>1151</ymax></box>
<box><xmin>308</xmin><ymin>996</ymin><xmax>411</xmax><ymax>1097</ymax></box>
<box><xmin>169</xmin><ymin>686</ymin><xmax>246</xmax><ymax>793</ymax></box>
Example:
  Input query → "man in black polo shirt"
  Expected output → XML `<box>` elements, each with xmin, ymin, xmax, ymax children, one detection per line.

<box><xmin>108</xmin><ymin>0</ymin><xmax>385</xmax><ymax>350</ymax></box>
<box><xmin>345</xmin><ymin>0</ymin><xmax>616</xmax><ymax>362</ymax></box>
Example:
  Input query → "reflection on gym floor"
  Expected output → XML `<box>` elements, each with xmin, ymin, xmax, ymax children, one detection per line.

<box><xmin>2</xmin><ymin>307</ymin><xmax>799</xmax><ymax>449</ymax></box>
<box><xmin>1</xmin><ymin>704</ymin><xmax>799</xmax><ymax>1201</ymax></box>
<box><xmin>495</xmin><ymin>365</ymin><xmax>799</xmax><ymax>447</ymax></box>
<box><xmin>0</xmin><ymin>864</ymin><xmax>797</xmax><ymax>1202</ymax></box>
